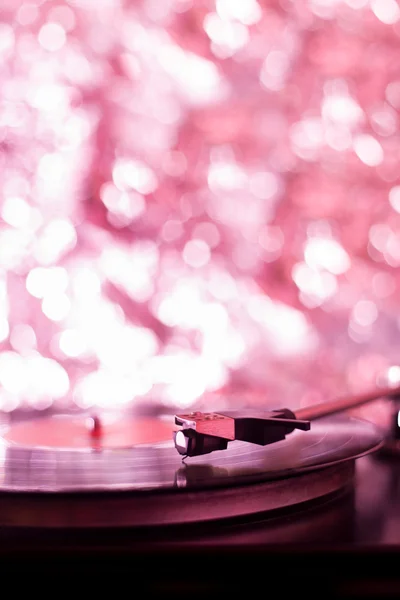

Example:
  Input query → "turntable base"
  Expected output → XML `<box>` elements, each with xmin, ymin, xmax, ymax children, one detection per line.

<box><xmin>0</xmin><ymin>461</ymin><xmax>353</xmax><ymax>532</ymax></box>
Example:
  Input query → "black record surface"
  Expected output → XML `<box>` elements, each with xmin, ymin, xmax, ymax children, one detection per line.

<box><xmin>0</xmin><ymin>415</ymin><xmax>383</xmax><ymax>528</ymax></box>
<box><xmin>0</xmin><ymin>415</ymin><xmax>382</xmax><ymax>492</ymax></box>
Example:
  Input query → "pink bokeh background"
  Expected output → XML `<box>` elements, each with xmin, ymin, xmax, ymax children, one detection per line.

<box><xmin>1</xmin><ymin>0</ymin><xmax>400</xmax><ymax>417</ymax></box>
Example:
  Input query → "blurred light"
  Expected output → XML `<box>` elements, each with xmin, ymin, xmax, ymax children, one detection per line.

<box><xmin>156</xmin><ymin>284</ymin><xmax>204</xmax><ymax>327</ymax></box>
<box><xmin>249</xmin><ymin>296</ymin><xmax>318</xmax><ymax>356</ymax></box>
<box><xmin>260</xmin><ymin>51</ymin><xmax>290</xmax><ymax>91</ymax></box>
<box><xmin>38</xmin><ymin>23</ymin><xmax>66</xmax><ymax>52</ymax></box>
<box><xmin>0</xmin><ymin>392</ymin><xmax>20</xmax><ymax>413</ymax></box>
<box><xmin>158</xmin><ymin>43</ymin><xmax>228</xmax><ymax>105</ymax></box>
<box><xmin>216</xmin><ymin>0</ymin><xmax>262</xmax><ymax>24</ymax></box>
<box><xmin>161</xmin><ymin>220</ymin><xmax>184</xmax><ymax>242</ymax></box>
<box><xmin>71</xmin><ymin>267</ymin><xmax>102</xmax><ymax>299</ymax></box>
<box><xmin>370</xmin><ymin>105</ymin><xmax>398</xmax><ymax>137</ymax></box>
<box><xmin>386</xmin><ymin>81</ymin><xmax>400</xmax><ymax>109</ymax></box>
<box><xmin>249</xmin><ymin>172</ymin><xmax>280</xmax><ymax>200</ymax></box>
<box><xmin>34</xmin><ymin>219</ymin><xmax>77</xmax><ymax>265</ymax></box>
<box><xmin>37</xmin><ymin>153</ymin><xmax>67</xmax><ymax>190</ymax></box>
<box><xmin>48</xmin><ymin>6</ymin><xmax>76</xmax><ymax>32</ymax></box>
<box><xmin>0</xmin><ymin>352</ymin><xmax>69</xmax><ymax>402</ymax></box>
<box><xmin>325</xmin><ymin>125</ymin><xmax>352</xmax><ymax>151</ymax></box>
<box><xmin>1</xmin><ymin>0</ymin><xmax>400</xmax><ymax>414</ymax></box>
<box><xmin>26</xmin><ymin>267</ymin><xmax>69</xmax><ymax>299</ymax></box>
<box><xmin>30</xmin><ymin>84</ymin><xmax>69</xmax><ymax>113</ymax></box>
<box><xmin>345</xmin><ymin>0</ymin><xmax>368</xmax><ymax>7</ymax></box>
<box><xmin>385</xmin><ymin>234</ymin><xmax>400</xmax><ymax>266</ymax></box>
<box><xmin>304</xmin><ymin>238</ymin><xmax>350</xmax><ymax>274</ymax></box>
<box><xmin>42</xmin><ymin>293</ymin><xmax>71</xmax><ymax>322</ymax></box>
<box><xmin>150</xmin><ymin>352</ymin><xmax>226</xmax><ymax>407</ymax></box>
<box><xmin>208</xmin><ymin>269</ymin><xmax>237</xmax><ymax>301</ymax></box>
<box><xmin>0</xmin><ymin>24</ymin><xmax>15</xmax><ymax>57</ymax></box>
<box><xmin>183</xmin><ymin>239</ymin><xmax>211</xmax><ymax>268</ymax></box>
<box><xmin>204</xmin><ymin>14</ymin><xmax>249</xmax><ymax>58</ymax></box>
<box><xmin>2</xmin><ymin>231</ymin><xmax>34</xmax><ymax>270</ymax></box>
<box><xmin>292</xmin><ymin>263</ymin><xmax>338</xmax><ymax>307</ymax></box>
<box><xmin>352</xmin><ymin>300</ymin><xmax>378</xmax><ymax>327</ymax></box>
<box><xmin>387</xmin><ymin>365</ymin><xmax>400</xmax><ymax>386</ymax></box>
<box><xmin>17</xmin><ymin>4</ymin><xmax>39</xmax><ymax>26</ymax></box>
<box><xmin>100</xmin><ymin>243</ymin><xmax>157</xmax><ymax>302</ymax></box>
<box><xmin>322</xmin><ymin>90</ymin><xmax>363</xmax><ymax>127</ymax></box>
<box><xmin>0</xmin><ymin>275</ymin><xmax>9</xmax><ymax>345</ymax></box>
<box><xmin>200</xmin><ymin>303</ymin><xmax>245</xmax><ymax>367</ymax></box>
<box><xmin>112</xmin><ymin>160</ymin><xmax>158</xmax><ymax>195</ymax></box>
<box><xmin>74</xmin><ymin>368</ymin><xmax>152</xmax><ymax>409</ymax></box>
<box><xmin>0</xmin><ymin>320</ymin><xmax>9</xmax><ymax>344</ymax></box>
<box><xmin>59</xmin><ymin>329</ymin><xmax>88</xmax><ymax>358</ymax></box>
<box><xmin>353</xmin><ymin>135</ymin><xmax>384</xmax><ymax>167</ymax></box>
<box><xmin>0</xmin><ymin>353</ymin><xmax>26</xmax><ymax>395</ymax></box>
<box><xmin>208</xmin><ymin>161</ymin><xmax>247</xmax><ymax>192</ymax></box>
<box><xmin>1</xmin><ymin>197</ymin><xmax>32</xmax><ymax>229</ymax></box>
<box><xmin>369</xmin><ymin>223</ymin><xmax>392</xmax><ymax>252</ymax></box>
<box><xmin>290</xmin><ymin>119</ymin><xmax>324</xmax><ymax>158</ymax></box>
<box><xmin>389</xmin><ymin>185</ymin><xmax>400</xmax><ymax>212</ymax></box>
<box><xmin>10</xmin><ymin>324</ymin><xmax>37</xmax><ymax>354</ymax></box>
<box><xmin>309</xmin><ymin>0</ymin><xmax>342</xmax><ymax>17</ymax></box>
<box><xmin>371</xmin><ymin>0</ymin><xmax>400</xmax><ymax>24</ymax></box>
<box><xmin>101</xmin><ymin>186</ymin><xmax>146</xmax><ymax>226</ymax></box>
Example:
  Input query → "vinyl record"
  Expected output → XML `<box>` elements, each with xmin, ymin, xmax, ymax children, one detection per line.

<box><xmin>0</xmin><ymin>414</ymin><xmax>383</xmax><ymax>529</ymax></box>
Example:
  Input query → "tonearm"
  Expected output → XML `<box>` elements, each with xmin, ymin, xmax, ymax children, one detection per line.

<box><xmin>173</xmin><ymin>384</ymin><xmax>400</xmax><ymax>457</ymax></box>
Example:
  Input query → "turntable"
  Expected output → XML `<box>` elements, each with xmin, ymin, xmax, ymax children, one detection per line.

<box><xmin>1</xmin><ymin>385</ymin><xmax>400</xmax><ymax>593</ymax></box>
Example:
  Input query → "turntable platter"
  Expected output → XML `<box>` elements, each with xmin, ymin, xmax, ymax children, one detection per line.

<box><xmin>0</xmin><ymin>415</ymin><xmax>383</xmax><ymax>529</ymax></box>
